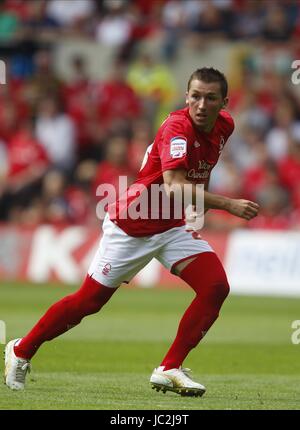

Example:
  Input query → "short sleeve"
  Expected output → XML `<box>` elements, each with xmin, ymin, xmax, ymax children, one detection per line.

<box><xmin>158</xmin><ymin>119</ymin><xmax>190</xmax><ymax>172</ymax></box>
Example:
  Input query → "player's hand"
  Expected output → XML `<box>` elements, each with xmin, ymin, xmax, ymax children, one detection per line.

<box><xmin>227</xmin><ymin>199</ymin><xmax>259</xmax><ymax>220</ymax></box>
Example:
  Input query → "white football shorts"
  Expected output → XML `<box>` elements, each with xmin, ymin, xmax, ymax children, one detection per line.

<box><xmin>88</xmin><ymin>214</ymin><xmax>214</xmax><ymax>288</ymax></box>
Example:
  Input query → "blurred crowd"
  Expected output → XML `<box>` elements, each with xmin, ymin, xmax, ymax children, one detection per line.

<box><xmin>0</xmin><ymin>0</ymin><xmax>300</xmax><ymax>231</ymax></box>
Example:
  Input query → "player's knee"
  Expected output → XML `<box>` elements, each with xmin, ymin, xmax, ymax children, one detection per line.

<box><xmin>204</xmin><ymin>255</ymin><xmax>230</xmax><ymax>305</ymax></box>
<box><xmin>79</xmin><ymin>288</ymin><xmax>115</xmax><ymax>315</ymax></box>
<box><xmin>79</xmin><ymin>292</ymin><xmax>104</xmax><ymax>315</ymax></box>
<box><xmin>90</xmin><ymin>292</ymin><xmax>110</xmax><ymax>313</ymax></box>
<box><xmin>194</xmin><ymin>278</ymin><xmax>229</xmax><ymax>317</ymax></box>
<box><xmin>209</xmin><ymin>278</ymin><xmax>230</xmax><ymax>311</ymax></box>
<box><xmin>216</xmin><ymin>278</ymin><xmax>230</xmax><ymax>301</ymax></box>
<box><xmin>73</xmin><ymin>276</ymin><xmax>117</xmax><ymax>316</ymax></box>
<box><xmin>62</xmin><ymin>290</ymin><xmax>101</xmax><ymax>317</ymax></box>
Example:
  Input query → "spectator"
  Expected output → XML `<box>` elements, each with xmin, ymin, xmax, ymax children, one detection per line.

<box><xmin>209</xmin><ymin>157</ymin><xmax>243</xmax><ymax>197</ymax></box>
<box><xmin>92</xmin><ymin>134</ymin><xmax>135</xmax><ymax>199</ymax></box>
<box><xmin>278</xmin><ymin>133</ymin><xmax>300</xmax><ymax>204</ymax></box>
<box><xmin>161</xmin><ymin>0</ymin><xmax>200</xmax><ymax>61</ymax></box>
<box><xmin>189</xmin><ymin>1</ymin><xmax>230</xmax><ymax>39</ymax></box>
<box><xmin>117</xmin><ymin>2</ymin><xmax>160</xmax><ymax>62</ymax></box>
<box><xmin>231</xmin><ymin>0</ymin><xmax>264</xmax><ymax>40</ymax></box>
<box><xmin>230</xmin><ymin>87</ymin><xmax>271</xmax><ymax>136</ymax></box>
<box><xmin>25</xmin><ymin>49</ymin><xmax>62</xmax><ymax>106</ymax></box>
<box><xmin>0</xmin><ymin>97</ymin><xmax>19</xmax><ymax>143</ymax></box>
<box><xmin>46</xmin><ymin>0</ymin><xmax>95</xmax><ymax>29</ymax></box>
<box><xmin>3</xmin><ymin>0</ymin><xmax>30</xmax><ymax>21</ymax></box>
<box><xmin>224</xmin><ymin>128</ymin><xmax>265</xmax><ymax>173</ymax></box>
<box><xmin>65</xmin><ymin>160</ymin><xmax>98</xmax><ymax>225</ymax></box>
<box><xmin>0</xmin><ymin>139</ymin><xmax>8</xmax><ymax>209</ymax></box>
<box><xmin>0</xmin><ymin>2</ymin><xmax>20</xmax><ymax>42</ymax></box>
<box><xmin>6</xmin><ymin>118</ymin><xmax>49</xmax><ymax>189</ymax></box>
<box><xmin>0</xmin><ymin>139</ymin><xmax>8</xmax><ymax>177</ymax></box>
<box><xmin>41</xmin><ymin>163</ymin><xmax>98</xmax><ymax>226</ymax></box>
<box><xmin>2</xmin><ymin>118</ymin><xmax>49</xmax><ymax>221</ymax></box>
<box><xmin>94</xmin><ymin>61</ymin><xmax>141</xmax><ymax>133</ymax></box>
<box><xmin>21</xmin><ymin>0</ymin><xmax>60</xmax><ymax>43</ymax></box>
<box><xmin>35</xmin><ymin>95</ymin><xmax>77</xmax><ymax>173</ymax></box>
<box><xmin>248</xmin><ymin>184</ymin><xmax>291</xmax><ymax>230</ymax></box>
<box><xmin>64</xmin><ymin>54</ymin><xmax>90</xmax><ymax>90</ymax></box>
<box><xmin>62</xmin><ymin>55</ymin><xmax>97</xmax><ymax>156</ymax></box>
<box><xmin>262</xmin><ymin>3</ymin><xmax>294</xmax><ymax>42</ymax></box>
<box><xmin>12</xmin><ymin>198</ymin><xmax>44</xmax><ymax>226</ymax></box>
<box><xmin>95</xmin><ymin>1</ymin><xmax>133</xmax><ymax>47</ymax></box>
<box><xmin>266</xmin><ymin>101</ymin><xmax>300</xmax><ymax>161</ymax></box>
<box><xmin>243</xmin><ymin>156</ymin><xmax>281</xmax><ymax>202</ymax></box>
<box><xmin>128</xmin><ymin>119</ymin><xmax>152</xmax><ymax>174</ymax></box>
<box><xmin>0</xmin><ymin>0</ymin><xmax>300</xmax><ymax>233</ymax></box>
<box><xmin>41</xmin><ymin>169</ymin><xmax>69</xmax><ymax>225</ymax></box>
<box><xmin>127</xmin><ymin>52</ymin><xmax>177</xmax><ymax>130</ymax></box>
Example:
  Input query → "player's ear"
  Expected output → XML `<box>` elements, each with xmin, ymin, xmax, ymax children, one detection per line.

<box><xmin>185</xmin><ymin>91</ymin><xmax>189</xmax><ymax>105</ymax></box>
<box><xmin>222</xmin><ymin>97</ymin><xmax>229</xmax><ymax>109</ymax></box>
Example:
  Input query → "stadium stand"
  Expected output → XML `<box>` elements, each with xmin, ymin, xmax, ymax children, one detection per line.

<box><xmin>0</xmin><ymin>0</ymin><xmax>300</xmax><ymax>231</ymax></box>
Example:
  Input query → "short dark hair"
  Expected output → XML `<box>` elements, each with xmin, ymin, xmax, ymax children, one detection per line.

<box><xmin>187</xmin><ymin>67</ymin><xmax>228</xmax><ymax>98</ymax></box>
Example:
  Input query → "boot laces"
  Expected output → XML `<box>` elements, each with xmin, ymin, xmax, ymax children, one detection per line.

<box><xmin>15</xmin><ymin>361</ymin><xmax>31</xmax><ymax>383</ymax></box>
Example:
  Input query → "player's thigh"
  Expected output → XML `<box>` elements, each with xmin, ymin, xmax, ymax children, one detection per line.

<box><xmin>156</xmin><ymin>226</ymin><xmax>214</xmax><ymax>275</ymax></box>
<box><xmin>174</xmin><ymin>256</ymin><xmax>197</xmax><ymax>275</ymax></box>
<box><xmin>88</xmin><ymin>217</ymin><xmax>156</xmax><ymax>287</ymax></box>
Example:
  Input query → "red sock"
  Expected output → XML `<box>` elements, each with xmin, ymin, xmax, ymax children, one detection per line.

<box><xmin>14</xmin><ymin>275</ymin><xmax>117</xmax><ymax>360</ymax></box>
<box><xmin>160</xmin><ymin>252</ymin><xmax>230</xmax><ymax>370</ymax></box>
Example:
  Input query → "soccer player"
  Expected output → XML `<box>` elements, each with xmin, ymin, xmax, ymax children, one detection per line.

<box><xmin>5</xmin><ymin>68</ymin><xmax>259</xmax><ymax>396</ymax></box>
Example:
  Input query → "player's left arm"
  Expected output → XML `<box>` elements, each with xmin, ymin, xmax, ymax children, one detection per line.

<box><xmin>163</xmin><ymin>169</ymin><xmax>259</xmax><ymax>221</ymax></box>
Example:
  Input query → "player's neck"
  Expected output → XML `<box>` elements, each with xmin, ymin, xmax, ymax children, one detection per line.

<box><xmin>195</xmin><ymin>121</ymin><xmax>215</xmax><ymax>134</ymax></box>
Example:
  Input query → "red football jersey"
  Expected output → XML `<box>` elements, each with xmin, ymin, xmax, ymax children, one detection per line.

<box><xmin>109</xmin><ymin>107</ymin><xmax>234</xmax><ymax>236</ymax></box>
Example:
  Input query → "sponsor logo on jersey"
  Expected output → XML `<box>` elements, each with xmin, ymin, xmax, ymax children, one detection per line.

<box><xmin>187</xmin><ymin>160</ymin><xmax>214</xmax><ymax>179</ymax></box>
<box><xmin>170</xmin><ymin>136</ymin><xmax>187</xmax><ymax>158</ymax></box>
<box><xmin>198</xmin><ymin>160</ymin><xmax>214</xmax><ymax>170</ymax></box>
<box><xmin>187</xmin><ymin>169</ymin><xmax>210</xmax><ymax>179</ymax></box>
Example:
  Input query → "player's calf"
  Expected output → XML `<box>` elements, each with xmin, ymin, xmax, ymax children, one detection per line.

<box><xmin>14</xmin><ymin>276</ymin><xmax>117</xmax><ymax>361</ymax></box>
<box><xmin>160</xmin><ymin>252</ymin><xmax>230</xmax><ymax>370</ymax></box>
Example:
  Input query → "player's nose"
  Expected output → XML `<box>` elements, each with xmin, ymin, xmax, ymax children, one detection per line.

<box><xmin>197</xmin><ymin>98</ymin><xmax>207</xmax><ymax>111</ymax></box>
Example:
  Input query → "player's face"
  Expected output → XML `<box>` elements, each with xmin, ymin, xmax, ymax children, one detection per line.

<box><xmin>186</xmin><ymin>79</ymin><xmax>228</xmax><ymax>132</ymax></box>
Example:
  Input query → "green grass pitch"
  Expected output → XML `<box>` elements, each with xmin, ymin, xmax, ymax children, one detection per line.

<box><xmin>0</xmin><ymin>282</ymin><xmax>300</xmax><ymax>410</ymax></box>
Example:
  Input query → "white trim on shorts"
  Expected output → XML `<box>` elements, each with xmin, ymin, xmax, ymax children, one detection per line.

<box><xmin>88</xmin><ymin>214</ymin><xmax>214</xmax><ymax>288</ymax></box>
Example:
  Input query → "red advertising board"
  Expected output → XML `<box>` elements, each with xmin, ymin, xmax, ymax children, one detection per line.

<box><xmin>0</xmin><ymin>224</ymin><xmax>228</xmax><ymax>287</ymax></box>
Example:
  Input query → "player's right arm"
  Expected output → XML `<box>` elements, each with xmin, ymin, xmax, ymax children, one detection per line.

<box><xmin>163</xmin><ymin>169</ymin><xmax>259</xmax><ymax>221</ymax></box>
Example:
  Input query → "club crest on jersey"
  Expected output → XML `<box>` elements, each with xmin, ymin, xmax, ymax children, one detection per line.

<box><xmin>194</xmin><ymin>140</ymin><xmax>200</xmax><ymax>148</ymax></box>
<box><xmin>170</xmin><ymin>136</ymin><xmax>187</xmax><ymax>158</ymax></box>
